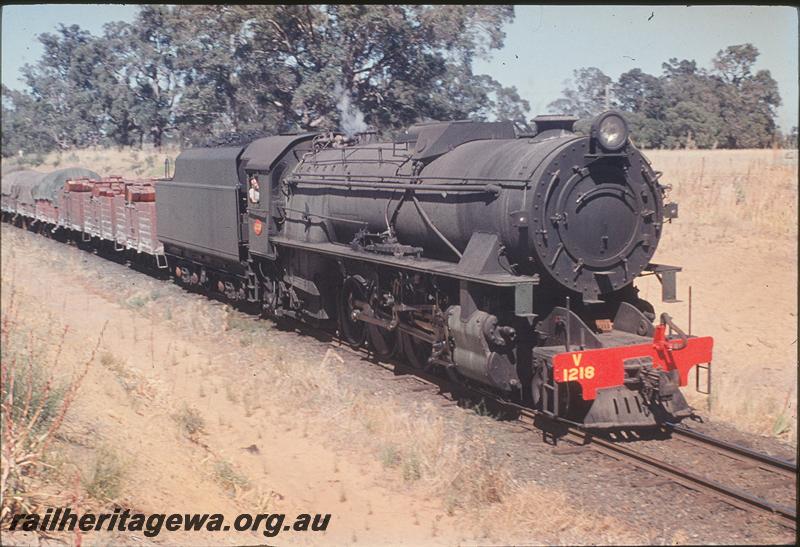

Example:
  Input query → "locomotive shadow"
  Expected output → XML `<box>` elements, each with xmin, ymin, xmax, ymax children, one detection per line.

<box><xmin>533</xmin><ymin>414</ymin><xmax>672</xmax><ymax>445</ymax></box>
<box><xmin>265</xmin><ymin>313</ymin><xmax>525</xmax><ymax>423</ymax></box>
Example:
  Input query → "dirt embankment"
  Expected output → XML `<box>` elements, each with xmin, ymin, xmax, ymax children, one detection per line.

<box><xmin>0</xmin><ymin>228</ymin><xmax>465</xmax><ymax>546</ymax></box>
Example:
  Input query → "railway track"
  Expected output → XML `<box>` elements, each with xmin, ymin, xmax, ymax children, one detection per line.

<box><xmin>324</xmin><ymin>334</ymin><xmax>798</xmax><ymax>531</ymax></box>
<box><xmin>563</xmin><ymin>425</ymin><xmax>797</xmax><ymax>529</ymax></box>
<box><xmin>668</xmin><ymin>422</ymin><xmax>797</xmax><ymax>478</ymax></box>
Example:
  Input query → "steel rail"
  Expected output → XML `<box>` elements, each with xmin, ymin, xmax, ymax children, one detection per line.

<box><xmin>666</xmin><ymin>422</ymin><xmax>797</xmax><ymax>478</ymax></box>
<box><xmin>562</xmin><ymin>427</ymin><xmax>797</xmax><ymax>528</ymax></box>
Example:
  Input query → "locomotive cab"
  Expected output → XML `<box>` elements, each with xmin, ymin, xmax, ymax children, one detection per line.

<box><xmin>240</xmin><ymin>134</ymin><xmax>316</xmax><ymax>260</ymax></box>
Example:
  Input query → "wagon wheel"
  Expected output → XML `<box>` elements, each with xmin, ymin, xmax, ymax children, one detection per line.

<box><xmin>339</xmin><ymin>276</ymin><xmax>368</xmax><ymax>348</ymax></box>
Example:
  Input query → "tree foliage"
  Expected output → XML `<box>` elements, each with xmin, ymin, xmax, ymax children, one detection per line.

<box><xmin>548</xmin><ymin>44</ymin><xmax>783</xmax><ymax>149</ymax></box>
<box><xmin>2</xmin><ymin>5</ymin><xmax>530</xmax><ymax>156</ymax></box>
<box><xmin>548</xmin><ymin>67</ymin><xmax>613</xmax><ymax>119</ymax></box>
<box><xmin>4</xmin><ymin>8</ymin><xmax>786</xmax><ymax>156</ymax></box>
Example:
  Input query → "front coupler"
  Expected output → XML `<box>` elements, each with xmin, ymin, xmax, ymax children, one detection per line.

<box><xmin>533</xmin><ymin>306</ymin><xmax>713</xmax><ymax>428</ymax></box>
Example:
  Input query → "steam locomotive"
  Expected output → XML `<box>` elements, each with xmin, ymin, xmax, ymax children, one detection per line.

<box><xmin>1</xmin><ymin>111</ymin><xmax>713</xmax><ymax>429</ymax></box>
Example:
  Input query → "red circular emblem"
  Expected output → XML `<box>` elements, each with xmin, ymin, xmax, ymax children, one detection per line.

<box><xmin>253</xmin><ymin>219</ymin><xmax>263</xmax><ymax>236</ymax></box>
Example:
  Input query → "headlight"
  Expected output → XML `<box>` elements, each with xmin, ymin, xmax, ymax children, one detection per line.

<box><xmin>592</xmin><ymin>111</ymin><xmax>629</xmax><ymax>151</ymax></box>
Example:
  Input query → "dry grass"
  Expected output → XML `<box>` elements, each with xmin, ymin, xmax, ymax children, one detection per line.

<box><xmin>213</xmin><ymin>459</ymin><xmax>251</xmax><ymax>497</ymax></box>
<box><xmin>172</xmin><ymin>403</ymin><xmax>206</xmax><ymax>439</ymax></box>
<box><xmin>0</xmin><ymin>291</ymin><xmax>104</xmax><ymax>527</ymax></box>
<box><xmin>2</xmin><ymin>146</ymin><xmax>180</xmax><ymax>179</ymax></box>
<box><xmin>640</xmin><ymin>148</ymin><xmax>798</xmax><ymax>443</ymax></box>
<box><xmin>86</xmin><ymin>446</ymin><xmax>126</xmax><ymax>502</ymax></box>
<box><xmin>98</xmin><ymin>350</ymin><xmax>158</xmax><ymax>407</ymax></box>
<box><xmin>237</xmin><ymin>338</ymin><xmax>642</xmax><ymax>543</ymax></box>
<box><xmin>129</xmin><ymin>282</ymin><xmax>635</xmax><ymax>541</ymax></box>
<box><xmin>645</xmin><ymin>148</ymin><xmax>798</xmax><ymax>239</ymax></box>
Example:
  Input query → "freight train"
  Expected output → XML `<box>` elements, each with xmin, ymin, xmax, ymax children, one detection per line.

<box><xmin>1</xmin><ymin>111</ymin><xmax>713</xmax><ymax>429</ymax></box>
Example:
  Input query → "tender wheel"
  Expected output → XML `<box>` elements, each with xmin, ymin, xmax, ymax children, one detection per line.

<box><xmin>339</xmin><ymin>276</ymin><xmax>368</xmax><ymax>348</ymax></box>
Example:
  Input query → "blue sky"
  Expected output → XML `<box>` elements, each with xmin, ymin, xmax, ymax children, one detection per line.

<box><xmin>2</xmin><ymin>4</ymin><xmax>797</xmax><ymax>131</ymax></box>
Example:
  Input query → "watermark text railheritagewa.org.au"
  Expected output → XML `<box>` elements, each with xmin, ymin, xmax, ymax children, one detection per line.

<box><xmin>9</xmin><ymin>508</ymin><xmax>331</xmax><ymax>538</ymax></box>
